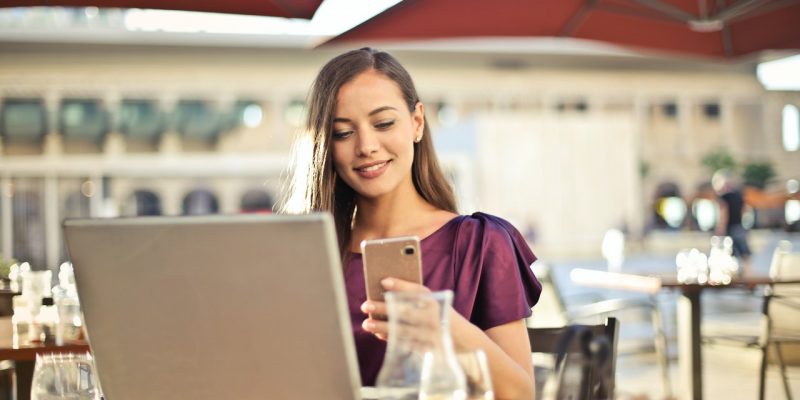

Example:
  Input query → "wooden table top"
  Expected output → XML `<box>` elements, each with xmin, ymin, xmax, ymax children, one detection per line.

<box><xmin>0</xmin><ymin>316</ymin><xmax>90</xmax><ymax>361</ymax></box>
<box><xmin>659</xmin><ymin>275</ymin><xmax>800</xmax><ymax>288</ymax></box>
<box><xmin>570</xmin><ymin>267</ymin><xmax>800</xmax><ymax>294</ymax></box>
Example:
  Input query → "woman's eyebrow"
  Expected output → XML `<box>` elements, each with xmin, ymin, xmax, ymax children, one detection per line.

<box><xmin>368</xmin><ymin>106</ymin><xmax>397</xmax><ymax>116</ymax></box>
<box><xmin>333</xmin><ymin>106</ymin><xmax>398</xmax><ymax>123</ymax></box>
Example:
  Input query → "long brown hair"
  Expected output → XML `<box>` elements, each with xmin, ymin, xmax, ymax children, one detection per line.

<box><xmin>285</xmin><ymin>48</ymin><xmax>456</xmax><ymax>258</ymax></box>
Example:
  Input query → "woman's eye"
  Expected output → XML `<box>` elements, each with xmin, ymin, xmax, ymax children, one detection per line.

<box><xmin>375</xmin><ymin>120</ymin><xmax>395</xmax><ymax>130</ymax></box>
<box><xmin>332</xmin><ymin>130</ymin><xmax>353</xmax><ymax>140</ymax></box>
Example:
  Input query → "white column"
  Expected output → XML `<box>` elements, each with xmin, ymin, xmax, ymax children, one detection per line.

<box><xmin>540</xmin><ymin>92</ymin><xmax>557</xmax><ymax>118</ymax></box>
<box><xmin>271</xmin><ymin>93</ymin><xmax>291</xmax><ymax>151</ymax></box>
<box><xmin>1</xmin><ymin>176</ymin><xmax>12</xmax><ymax>263</ymax></box>
<box><xmin>0</xmin><ymin>99</ymin><xmax>4</xmax><ymax>156</ymax></box>
<box><xmin>89</xmin><ymin>174</ymin><xmax>104</xmax><ymax>218</ymax></box>
<box><xmin>157</xmin><ymin>95</ymin><xmax>182</xmax><ymax>155</ymax></box>
<box><xmin>44</xmin><ymin>175</ymin><xmax>60</xmax><ymax>268</ymax></box>
<box><xmin>630</xmin><ymin>95</ymin><xmax>649</xmax><ymax>237</ymax></box>
<box><xmin>160</xmin><ymin>181</ymin><xmax>182</xmax><ymax>216</ymax></box>
<box><xmin>102</xmin><ymin>93</ymin><xmax>126</xmax><ymax>156</ymax></box>
<box><xmin>214</xmin><ymin>95</ymin><xmax>237</xmax><ymax>152</ymax></box>
<box><xmin>43</xmin><ymin>92</ymin><xmax>63</xmax><ymax>157</ymax></box>
<box><xmin>720</xmin><ymin>98</ymin><xmax>735</xmax><ymax>150</ymax></box>
<box><xmin>217</xmin><ymin>179</ymin><xmax>240</xmax><ymax>214</ymax></box>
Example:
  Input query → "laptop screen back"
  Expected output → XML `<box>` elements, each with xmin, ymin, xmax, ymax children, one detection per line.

<box><xmin>63</xmin><ymin>213</ymin><xmax>360</xmax><ymax>400</ymax></box>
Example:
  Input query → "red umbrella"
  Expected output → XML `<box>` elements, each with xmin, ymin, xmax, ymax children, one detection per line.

<box><xmin>323</xmin><ymin>0</ymin><xmax>800</xmax><ymax>58</ymax></box>
<box><xmin>0</xmin><ymin>0</ymin><xmax>323</xmax><ymax>19</ymax></box>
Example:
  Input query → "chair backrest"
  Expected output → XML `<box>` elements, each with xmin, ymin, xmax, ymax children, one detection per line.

<box><xmin>769</xmin><ymin>241</ymin><xmax>800</xmax><ymax>282</ymax></box>
<box><xmin>528</xmin><ymin>317</ymin><xmax>619</xmax><ymax>400</ymax></box>
<box><xmin>767</xmin><ymin>241</ymin><xmax>800</xmax><ymax>333</ymax></box>
<box><xmin>529</xmin><ymin>263</ymin><xmax>570</xmax><ymax>328</ymax></box>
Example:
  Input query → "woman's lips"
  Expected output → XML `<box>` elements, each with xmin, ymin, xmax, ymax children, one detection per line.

<box><xmin>354</xmin><ymin>160</ymin><xmax>390</xmax><ymax>179</ymax></box>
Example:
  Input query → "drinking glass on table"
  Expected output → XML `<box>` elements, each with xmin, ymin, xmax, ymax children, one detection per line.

<box><xmin>456</xmin><ymin>350</ymin><xmax>494</xmax><ymax>400</ymax></box>
<box><xmin>31</xmin><ymin>352</ymin><xmax>103</xmax><ymax>400</ymax></box>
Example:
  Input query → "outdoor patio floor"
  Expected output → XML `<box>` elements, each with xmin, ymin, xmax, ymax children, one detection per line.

<box><xmin>543</xmin><ymin>231</ymin><xmax>800</xmax><ymax>399</ymax></box>
<box><xmin>616</xmin><ymin>343</ymin><xmax>800</xmax><ymax>399</ymax></box>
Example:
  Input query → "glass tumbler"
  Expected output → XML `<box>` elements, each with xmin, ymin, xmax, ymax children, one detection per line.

<box><xmin>30</xmin><ymin>352</ymin><xmax>102</xmax><ymax>400</ymax></box>
<box><xmin>456</xmin><ymin>350</ymin><xmax>494</xmax><ymax>400</ymax></box>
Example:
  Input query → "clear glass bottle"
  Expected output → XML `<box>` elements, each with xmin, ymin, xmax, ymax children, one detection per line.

<box><xmin>53</xmin><ymin>262</ymin><xmax>83</xmax><ymax>345</ymax></box>
<box><xmin>34</xmin><ymin>297</ymin><xmax>58</xmax><ymax>344</ymax></box>
<box><xmin>11</xmin><ymin>295</ymin><xmax>32</xmax><ymax>347</ymax></box>
<box><xmin>376</xmin><ymin>290</ymin><xmax>467</xmax><ymax>400</ymax></box>
<box><xmin>8</xmin><ymin>263</ymin><xmax>21</xmax><ymax>293</ymax></box>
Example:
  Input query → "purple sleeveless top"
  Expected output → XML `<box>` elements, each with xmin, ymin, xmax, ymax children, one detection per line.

<box><xmin>344</xmin><ymin>212</ymin><xmax>542</xmax><ymax>386</ymax></box>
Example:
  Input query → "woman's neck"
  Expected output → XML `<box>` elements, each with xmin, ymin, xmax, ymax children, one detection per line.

<box><xmin>355</xmin><ymin>190</ymin><xmax>433</xmax><ymax>237</ymax></box>
<box><xmin>348</xmin><ymin>178</ymin><xmax>458</xmax><ymax>252</ymax></box>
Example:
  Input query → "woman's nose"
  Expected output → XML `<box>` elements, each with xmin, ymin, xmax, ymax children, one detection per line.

<box><xmin>355</xmin><ymin>130</ymin><xmax>379</xmax><ymax>156</ymax></box>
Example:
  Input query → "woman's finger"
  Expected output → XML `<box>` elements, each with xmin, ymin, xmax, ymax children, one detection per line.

<box><xmin>381</xmin><ymin>278</ymin><xmax>430</xmax><ymax>293</ymax></box>
<box><xmin>360</xmin><ymin>300</ymin><xmax>387</xmax><ymax>316</ymax></box>
<box><xmin>362</xmin><ymin>317</ymin><xmax>389</xmax><ymax>337</ymax></box>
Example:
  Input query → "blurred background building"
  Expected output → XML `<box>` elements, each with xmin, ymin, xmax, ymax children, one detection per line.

<box><xmin>1</xmin><ymin>5</ymin><xmax>798</xmax><ymax>272</ymax></box>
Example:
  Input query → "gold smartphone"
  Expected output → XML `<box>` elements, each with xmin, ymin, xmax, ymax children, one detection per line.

<box><xmin>361</xmin><ymin>236</ymin><xmax>423</xmax><ymax>320</ymax></box>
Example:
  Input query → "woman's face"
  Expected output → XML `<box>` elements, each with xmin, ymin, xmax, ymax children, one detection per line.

<box><xmin>331</xmin><ymin>69</ymin><xmax>424</xmax><ymax>201</ymax></box>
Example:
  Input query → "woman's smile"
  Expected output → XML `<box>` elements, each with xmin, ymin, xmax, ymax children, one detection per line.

<box><xmin>354</xmin><ymin>160</ymin><xmax>391</xmax><ymax>179</ymax></box>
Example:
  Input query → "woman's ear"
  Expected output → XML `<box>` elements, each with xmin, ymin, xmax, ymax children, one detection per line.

<box><xmin>413</xmin><ymin>102</ymin><xmax>425</xmax><ymax>141</ymax></box>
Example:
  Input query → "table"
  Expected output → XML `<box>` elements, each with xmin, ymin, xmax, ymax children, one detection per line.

<box><xmin>0</xmin><ymin>288</ymin><xmax>20</xmax><ymax>317</ymax></box>
<box><xmin>0</xmin><ymin>316</ymin><xmax>90</xmax><ymax>400</ymax></box>
<box><xmin>660</xmin><ymin>276</ymin><xmax>800</xmax><ymax>400</ymax></box>
<box><xmin>570</xmin><ymin>269</ymin><xmax>800</xmax><ymax>400</ymax></box>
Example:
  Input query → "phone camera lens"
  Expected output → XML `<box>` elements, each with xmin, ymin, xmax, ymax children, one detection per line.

<box><xmin>403</xmin><ymin>246</ymin><xmax>415</xmax><ymax>256</ymax></box>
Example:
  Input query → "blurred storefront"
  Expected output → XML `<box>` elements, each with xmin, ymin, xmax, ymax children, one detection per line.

<box><xmin>1</xmin><ymin>8</ymin><xmax>799</xmax><ymax>269</ymax></box>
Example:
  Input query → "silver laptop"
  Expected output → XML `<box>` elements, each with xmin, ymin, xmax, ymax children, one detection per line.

<box><xmin>63</xmin><ymin>213</ymin><xmax>362</xmax><ymax>400</ymax></box>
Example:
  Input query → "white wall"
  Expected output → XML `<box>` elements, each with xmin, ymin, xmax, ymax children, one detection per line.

<box><xmin>475</xmin><ymin>113</ymin><xmax>639</xmax><ymax>257</ymax></box>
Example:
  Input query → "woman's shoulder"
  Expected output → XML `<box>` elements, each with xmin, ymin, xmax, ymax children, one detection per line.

<box><xmin>454</xmin><ymin>212</ymin><xmax>523</xmax><ymax>239</ymax></box>
<box><xmin>451</xmin><ymin>213</ymin><xmax>534</xmax><ymax>258</ymax></box>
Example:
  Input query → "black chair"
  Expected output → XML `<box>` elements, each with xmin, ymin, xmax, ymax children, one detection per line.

<box><xmin>529</xmin><ymin>317</ymin><xmax>619</xmax><ymax>400</ymax></box>
<box><xmin>534</xmin><ymin>264</ymin><xmax>671</xmax><ymax>397</ymax></box>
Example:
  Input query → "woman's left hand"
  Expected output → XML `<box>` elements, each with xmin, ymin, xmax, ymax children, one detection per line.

<box><xmin>360</xmin><ymin>278</ymin><xmax>431</xmax><ymax>341</ymax></box>
<box><xmin>361</xmin><ymin>278</ymin><xmax>472</xmax><ymax>348</ymax></box>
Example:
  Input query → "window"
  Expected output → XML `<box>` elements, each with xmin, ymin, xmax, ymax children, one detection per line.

<box><xmin>226</xmin><ymin>100</ymin><xmax>263</xmax><ymax>130</ymax></box>
<box><xmin>657</xmin><ymin>197</ymin><xmax>687</xmax><ymax>229</ymax></box>
<box><xmin>284</xmin><ymin>99</ymin><xmax>307</xmax><ymax>129</ymax></box>
<box><xmin>783</xmin><ymin>104</ymin><xmax>799</xmax><ymax>151</ymax></box>
<box><xmin>175</xmin><ymin>100</ymin><xmax>220</xmax><ymax>142</ymax></box>
<box><xmin>60</xmin><ymin>99</ymin><xmax>108</xmax><ymax>142</ymax></box>
<box><xmin>120</xmin><ymin>99</ymin><xmax>163</xmax><ymax>142</ymax></box>
<box><xmin>652</xmin><ymin>181</ymin><xmax>684</xmax><ymax>229</ymax></box>
<box><xmin>703</xmin><ymin>103</ymin><xmax>720</xmax><ymax>119</ymax></box>
<box><xmin>11</xmin><ymin>180</ymin><xmax>47</xmax><ymax>267</ymax></box>
<box><xmin>240</xmin><ymin>189</ymin><xmax>274</xmax><ymax>213</ymax></box>
<box><xmin>662</xmin><ymin>103</ymin><xmax>677</xmax><ymax>118</ymax></box>
<box><xmin>182</xmin><ymin>189</ymin><xmax>219</xmax><ymax>215</ymax></box>
<box><xmin>123</xmin><ymin>190</ymin><xmax>162</xmax><ymax>216</ymax></box>
<box><xmin>691</xmin><ymin>199</ymin><xmax>718</xmax><ymax>231</ymax></box>
<box><xmin>1</xmin><ymin>99</ymin><xmax>46</xmax><ymax>142</ymax></box>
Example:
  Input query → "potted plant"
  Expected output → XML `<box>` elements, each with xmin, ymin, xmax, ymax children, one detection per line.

<box><xmin>742</xmin><ymin>161</ymin><xmax>777</xmax><ymax>189</ymax></box>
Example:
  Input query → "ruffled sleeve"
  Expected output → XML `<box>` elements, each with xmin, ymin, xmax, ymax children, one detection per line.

<box><xmin>451</xmin><ymin>212</ymin><xmax>542</xmax><ymax>330</ymax></box>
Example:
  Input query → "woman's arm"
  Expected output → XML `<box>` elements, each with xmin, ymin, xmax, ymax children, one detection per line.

<box><xmin>450</xmin><ymin>307</ymin><xmax>535</xmax><ymax>400</ymax></box>
<box><xmin>362</xmin><ymin>278</ymin><xmax>535</xmax><ymax>400</ymax></box>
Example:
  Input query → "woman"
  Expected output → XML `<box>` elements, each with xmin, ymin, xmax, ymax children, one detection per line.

<box><xmin>289</xmin><ymin>48</ymin><xmax>541</xmax><ymax>399</ymax></box>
